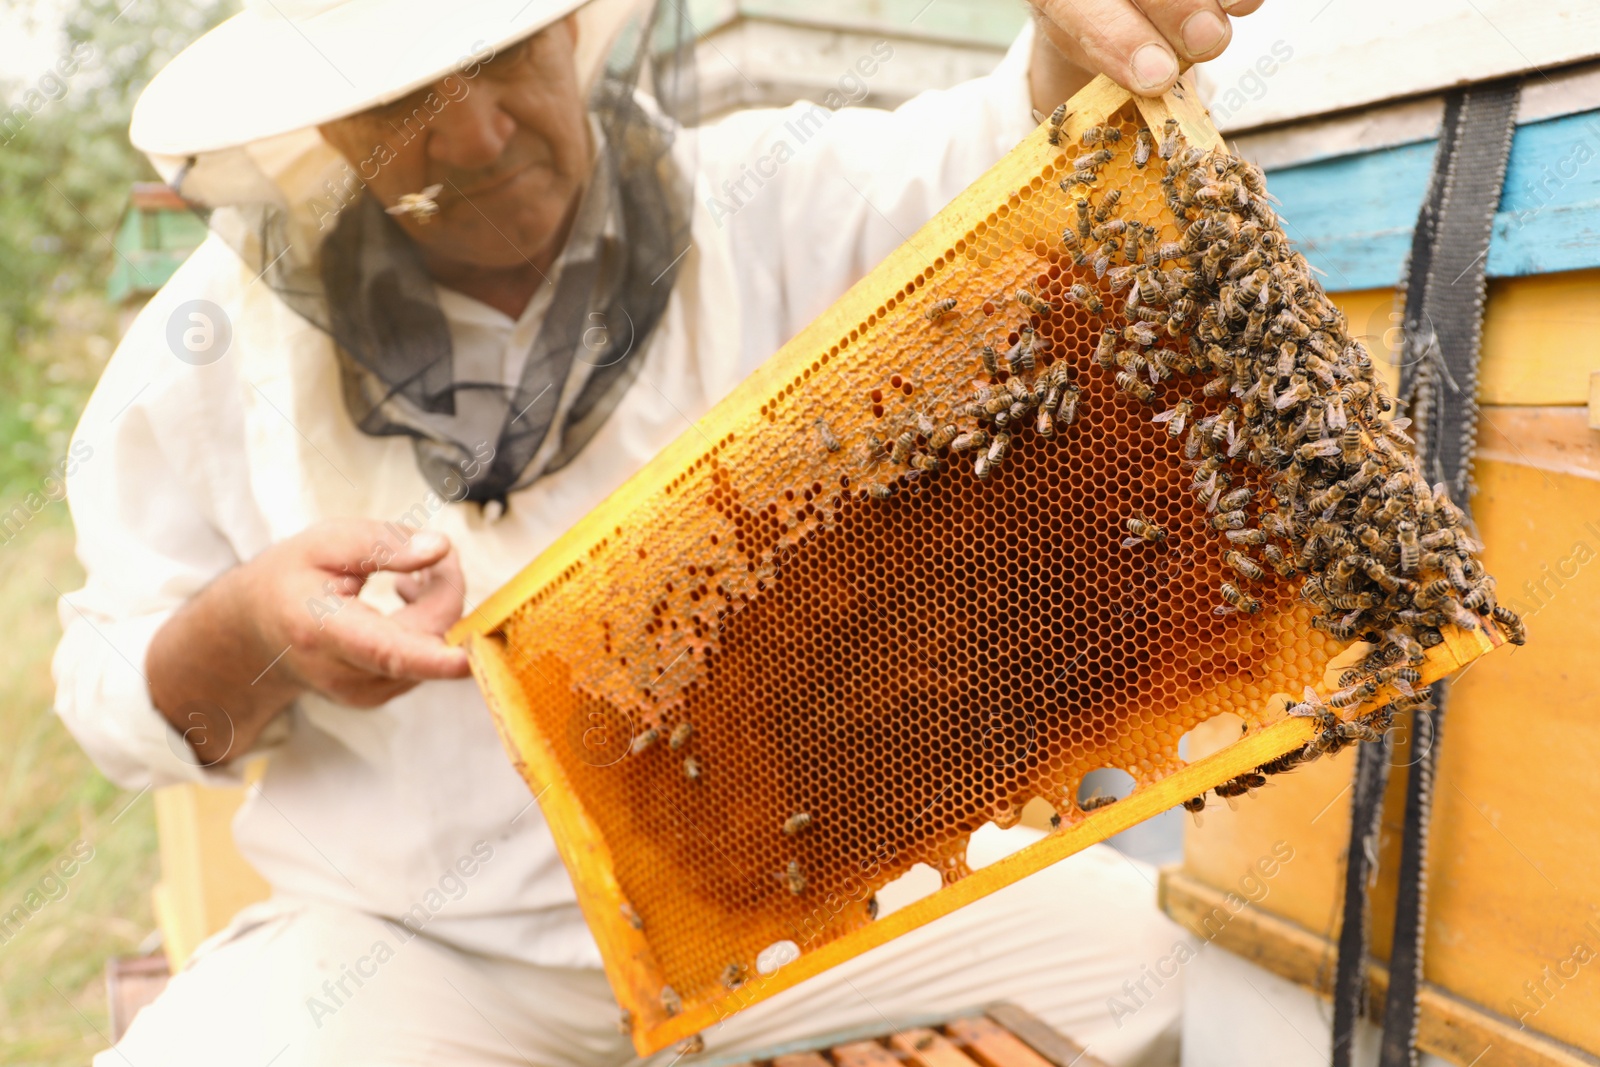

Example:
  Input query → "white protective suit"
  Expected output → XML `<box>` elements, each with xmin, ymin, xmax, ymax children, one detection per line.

<box><xmin>56</xmin><ymin>25</ymin><xmax>1190</xmax><ymax>1067</ymax></box>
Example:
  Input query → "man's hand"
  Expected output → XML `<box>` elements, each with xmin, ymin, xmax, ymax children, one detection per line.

<box><xmin>147</xmin><ymin>520</ymin><xmax>472</xmax><ymax>766</ymax></box>
<box><xmin>1030</xmin><ymin>0</ymin><xmax>1265</xmax><ymax>106</ymax></box>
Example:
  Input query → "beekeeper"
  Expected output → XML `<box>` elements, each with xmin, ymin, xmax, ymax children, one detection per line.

<box><xmin>56</xmin><ymin>0</ymin><xmax>1262</xmax><ymax>1063</ymax></box>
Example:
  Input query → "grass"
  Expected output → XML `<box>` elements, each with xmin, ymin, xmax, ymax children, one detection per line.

<box><xmin>0</xmin><ymin>502</ymin><xmax>161</xmax><ymax>1065</ymax></box>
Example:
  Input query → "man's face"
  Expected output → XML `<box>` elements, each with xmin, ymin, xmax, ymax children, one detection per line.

<box><xmin>320</xmin><ymin>18</ymin><xmax>592</xmax><ymax>270</ymax></box>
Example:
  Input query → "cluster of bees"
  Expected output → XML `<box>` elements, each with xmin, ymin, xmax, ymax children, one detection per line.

<box><xmin>831</xmin><ymin>109</ymin><xmax>1525</xmax><ymax>816</ymax></box>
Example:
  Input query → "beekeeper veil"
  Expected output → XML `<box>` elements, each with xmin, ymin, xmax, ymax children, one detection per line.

<box><xmin>131</xmin><ymin>0</ymin><xmax>697</xmax><ymax>505</ymax></box>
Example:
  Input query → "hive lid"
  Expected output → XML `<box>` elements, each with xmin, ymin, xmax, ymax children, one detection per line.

<box><xmin>452</xmin><ymin>74</ymin><xmax>1511</xmax><ymax>1055</ymax></box>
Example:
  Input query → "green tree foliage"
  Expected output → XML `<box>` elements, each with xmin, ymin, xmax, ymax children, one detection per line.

<box><xmin>0</xmin><ymin>0</ymin><xmax>236</xmax><ymax>496</ymax></box>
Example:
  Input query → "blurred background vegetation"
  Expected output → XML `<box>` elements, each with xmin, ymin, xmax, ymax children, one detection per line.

<box><xmin>1</xmin><ymin>1</ymin><xmax>232</xmax><ymax>1062</ymax></box>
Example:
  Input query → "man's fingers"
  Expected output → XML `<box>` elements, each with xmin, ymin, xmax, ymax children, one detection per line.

<box><xmin>392</xmin><ymin>550</ymin><xmax>467</xmax><ymax>636</ymax></box>
<box><xmin>1133</xmin><ymin>0</ymin><xmax>1233</xmax><ymax>63</ymax></box>
<box><xmin>299</xmin><ymin>518</ymin><xmax>453</xmax><ymax>578</ymax></box>
<box><xmin>324</xmin><ymin>604</ymin><xmax>472</xmax><ymax>681</ymax></box>
<box><xmin>1037</xmin><ymin>0</ymin><xmax>1177</xmax><ymax>95</ymax></box>
<box><xmin>1217</xmin><ymin>0</ymin><xmax>1265</xmax><ymax>16</ymax></box>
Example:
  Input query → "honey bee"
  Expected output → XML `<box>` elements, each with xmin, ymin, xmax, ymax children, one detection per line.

<box><xmin>1219</xmin><ymin>486</ymin><xmax>1253</xmax><ymax>511</ymax></box>
<box><xmin>1047</xmin><ymin>102</ymin><xmax>1069</xmax><ymax>144</ymax></box>
<box><xmin>950</xmin><ymin>429</ymin><xmax>989</xmax><ymax>453</ymax></box>
<box><xmin>1153</xmin><ymin>397</ymin><xmax>1192</xmax><ymax>436</ymax></box>
<box><xmin>1134</xmin><ymin>128</ymin><xmax>1153</xmax><ymax>167</ymax></box>
<box><xmin>1080</xmin><ymin>794</ymin><xmax>1119</xmax><ymax>811</ymax></box>
<box><xmin>866</xmin><ymin>895</ymin><xmax>880</xmax><ymax>919</ymax></box>
<box><xmin>1095</xmin><ymin>188</ymin><xmax>1123</xmax><ymax>221</ymax></box>
<box><xmin>1006</xmin><ymin>325</ymin><xmax>1038</xmax><ymax>373</ymax></box>
<box><xmin>1492</xmin><ymin>604</ymin><xmax>1527</xmax><ymax>645</ymax></box>
<box><xmin>1182</xmin><ymin>794</ymin><xmax>1206</xmax><ymax>814</ymax></box>
<box><xmin>661</xmin><ymin>985</ymin><xmax>682</xmax><ymax>1016</ymax></box>
<box><xmin>721</xmin><ymin>962</ymin><xmax>747</xmax><ymax>989</ymax></box>
<box><xmin>1057</xmin><ymin>386</ymin><xmax>1081</xmax><ymax>426</ymax></box>
<box><xmin>679</xmin><ymin>1035</ymin><xmax>706</xmax><ymax>1056</ymax></box>
<box><xmin>890</xmin><ymin>429</ymin><xmax>915</xmax><ymax>465</ymax></box>
<box><xmin>1076</xmin><ymin>197</ymin><xmax>1093</xmax><ymax>239</ymax></box>
<box><xmin>1123</xmin><ymin>515</ymin><xmax>1168</xmax><ymax>547</ymax></box>
<box><xmin>1159</xmin><ymin>117</ymin><xmax>1181</xmax><ymax>158</ymax></box>
<box><xmin>924</xmin><ymin>297</ymin><xmax>958</xmax><ymax>321</ymax></box>
<box><xmin>785</xmin><ymin>860</ymin><xmax>806</xmax><ymax>895</ymax></box>
<box><xmin>783</xmin><ymin>812</ymin><xmax>814</xmax><ymax>835</ymax></box>
<box><xmin>1211</xmin><ymin>509</ymin><xmax>1248</xmax><ymax>531</ymax></box>
<box><xmin>1067</xmin><ymin>283</ymin><xmax>1103</xmax><ymax>315</ymax></box>
<box><xmin>1095</xmin><ymin>328</ymin><xmax>1118</xmax><ymax>368</ymax></box>
<box><xmin>1035</xmin><ymin>408</ymin><xmax>1055</xmax><ymax>438</ymax></box>
<box><xmin>1215</xmin><ymin>581</ymin><xmax>1262</xmax><ymax>615</ymax></box>
<box><xmin>866</xmin><ymin>482</ymin><xmax>893</xmax><ymax>500</ymax></box>
<box><xmin>630</xmin><ymin>727</ymin><xmax>659</xmax><ymax>755</ymax></box>
<box><xmin>1262</xmin><ymin>543</ymin><xmax>1297</xmax><ymax>577</ymax></box>
<box><xmin>386</xmin><ymin>184</ymin><xmax>444</xmax><ymax>222</ymax></box>
<box><xmin>621</xmin><ymin>902</ymin><xmax>644</xmax><ymax>929</ymax></box>
<box><xmin>909</xmin><ymin>452</ymin><xmax>942</xmax><ymax>473</ymax></box>
<box><xmin>1081</xmin><ymin>124</ymin><xmax>1103</xmax><ymax>146</ymax></box>
<box><xmin>1115</xmin><ymin>371</ymin><xmax>1156</xmax><ymax>402</ymax></box>
<box><xmin>1396</xmin><ymin>521</ymin><xmax>1420</xmax><ymax>574</ymax></box>
<box><xmin>1123</xmin><ymin>321</ymin><xmax>1158</xmax><ymax>346</ymax></box>
<box><xmin>669</xmin><ymin>721</ymin><xmax>694</xmax><ymax>750</ymax></box>
<box><xmin>988</xmin><ymin>432</ymin><xmax>1012</xmax><ymax>464</ymax></box>
<box><xmin>1074</xmin><ymin>148</ymin><xmax>1114</xmax><ymax>174</ymax></box>
<box><xmin>1224</xmin><ymin>550</ymin><xmax>1265</xmax><ymax>581</ymax></box>
<box><xmin>684</xmin><ymin>756</ymin><xmax>702</xmax><ymax>781</ymax></box>
<box><xmin>973</xmin><ymin>454</ymin><xmax>993</xmax><ymax>480</ymax></box>
<box><xmin>813</xmin><ymin>418</ymin><xmax>841</xmax><ymax>453</ymax></box>
<box><xmin>1016</xmin><ymin>288</ymin><xmax>1057</xmax><ymax>315</ymax></box>
<box><xmin>617</xmin><ymin>1010</ymin><xmax>633</xmax><ymax>1035</ymax></box>
<box><xmin>927</xmin><ymin>422</ymin><xmax>958</xmax><ymax>450</ymax></box>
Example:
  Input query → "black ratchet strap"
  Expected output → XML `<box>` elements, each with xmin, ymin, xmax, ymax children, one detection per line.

<box><xmin>1330</xmin><ymin>78</ymin><xmax>1521</xmax><ymax>1067</ymax></box>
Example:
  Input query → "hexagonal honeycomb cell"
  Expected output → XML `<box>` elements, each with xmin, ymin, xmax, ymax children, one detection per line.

<box><xmin>454</xmin><ymin>78</ymin><xmax>1508</xmax><ymax>1055</ymax></box>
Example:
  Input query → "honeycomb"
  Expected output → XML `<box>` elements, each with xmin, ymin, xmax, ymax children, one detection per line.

<box><xmin>458</xmin><ymin>78</ymin><xmax>1512</xmax><ymax>1054</ymax></box>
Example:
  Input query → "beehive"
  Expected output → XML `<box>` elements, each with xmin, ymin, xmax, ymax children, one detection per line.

<box><xmin>451</xmin><ymin>75</ymin><xmax>1512</xmax><ymax>1055</ymax></box>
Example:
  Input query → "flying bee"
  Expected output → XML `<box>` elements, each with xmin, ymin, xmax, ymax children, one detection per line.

<box><xmin>1153</xmin><ymin>397</ymin><xmax>1192</xmax><ymax>437</ymax></box>
<box><xmin>785</xmin><ymin>860</ymin><xmax>806</xmax><ymax>895</ymax></box>
<box><xmin>1080</xmin><ymin>795</ymin><xmax>1119</xmax><ymax>811</ymax></box>
<box><xmin>783</xmin><ymin>812</ymin><xmax>814</xmax><ymax>835</ymax></box>
<box><xmin>721</xmin><ymin>963</ymin><xmax>747</xmax><ymax>990</ymax></box>
<box><xmin>1067</xmin><ymin>283</ymin><xmax>1103</xmax><ymax>315</ymax></box>
<box><xmin>1123</xmin><ymin>515</ymin><xmax>1168</xmax><ymax>547</ymax></box>
<box><xmin>1057</xmin><ymin>386</ymin><xmax>1081</xmax><ymax>426</ymax></box>
<box><xmin>669</xmin><ymin>722</ymin><xmax>694</xmax><ymax>750</ymax></box>
<box><xmin>684</xmin><ymin>756</ymin><xmax>702</xmax><ymax>781</ymax></box>
<box><xmin>387</xmin><ymin>184</ymin><xmax>444</xmax><ymax>222</ymax></box>
<box><xmin>813</xmin><ymin>418</ymin><xmax>840</xmax><ymax>453</ymax></box>
<box><xmin>950</xmin><ymin>429</ymin><xmax>989</xmax><ymax>453</ymax></box>
<box><xmin>924</xmin><ymin>297</ymin><xmax>957</xmax><ymax>321</ymax></box>
<box><xmin>1134</xmin><ymin>128</ymin><xmax>1153</xmax><ymax>167</ymax></box>
<box><xmin>630</xmin><ymin>727</ymin><xmax>659</xmax><ymax>755</ymax></box>
<box><xmin>1224</xmin><ymin>550</ymin><xmax>1265</xmax><ymax>581</ymax></box>
<box><xmin>1115</xmin><ymin>371</ymin><xmax>1156</xmax><ymax>402</ymax></box>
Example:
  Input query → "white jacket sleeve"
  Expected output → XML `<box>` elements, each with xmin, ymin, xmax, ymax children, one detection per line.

<box><xmin>52</xmin><ymin>238</ymin><xmax>267</xmax><ymax>789</ymax></box>
<box><xmin>700</xmin><ymin>23</ymin><xmax>1039</xmax><ymax>375</ymax></box>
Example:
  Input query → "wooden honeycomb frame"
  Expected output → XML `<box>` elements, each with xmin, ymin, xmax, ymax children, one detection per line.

<box><xmin>450</xmin><ymin>75</ymin><xmax>1505</xmax><ymax>1055</ymax></box>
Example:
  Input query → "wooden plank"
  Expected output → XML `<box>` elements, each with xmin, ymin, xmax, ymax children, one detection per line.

<box><xmin>983</xmin><ymin>1005</ymin><xmax>1108</xmax><ymax>1067</ymax></box>
<box><xmin>831</xmin><ymin>1039</ymin><xmax>902</xmax><ymax>1067</ymax></box>
<box><xmin>1476</xmin><ymin>406</ymin><xmax>1600</xmax><ymax>481</ymax></box>
<box><xmin>890</xmin><ymin>1028</ymin><xmax>986</xmax><ymax>1067</ymax></box>
<box><xmin>1160</xmin><ymin>869</ymin><xmax>1600</xmax><ymax>1067</ymax></box>
<box><xmin>1204</xmin><ymin>2</ymin><xmax>1600</xmax><ymax>133</ymax></box>
<box><xmin>945</xmin><ymin>1016</ymin><xmax>1060</xmax><ymax>1067</ymax></box>
<box><xmin>772</xmin><ymin>1054</ymin><xmax>834</xmax><ymax>1067</ymax></box>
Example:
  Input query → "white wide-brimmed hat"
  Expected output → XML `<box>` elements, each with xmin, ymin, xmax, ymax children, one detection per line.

<box><xmin>131</xmin><ymin>0</ymin><xmax>637</xmax><ymax>157</ymax></box>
